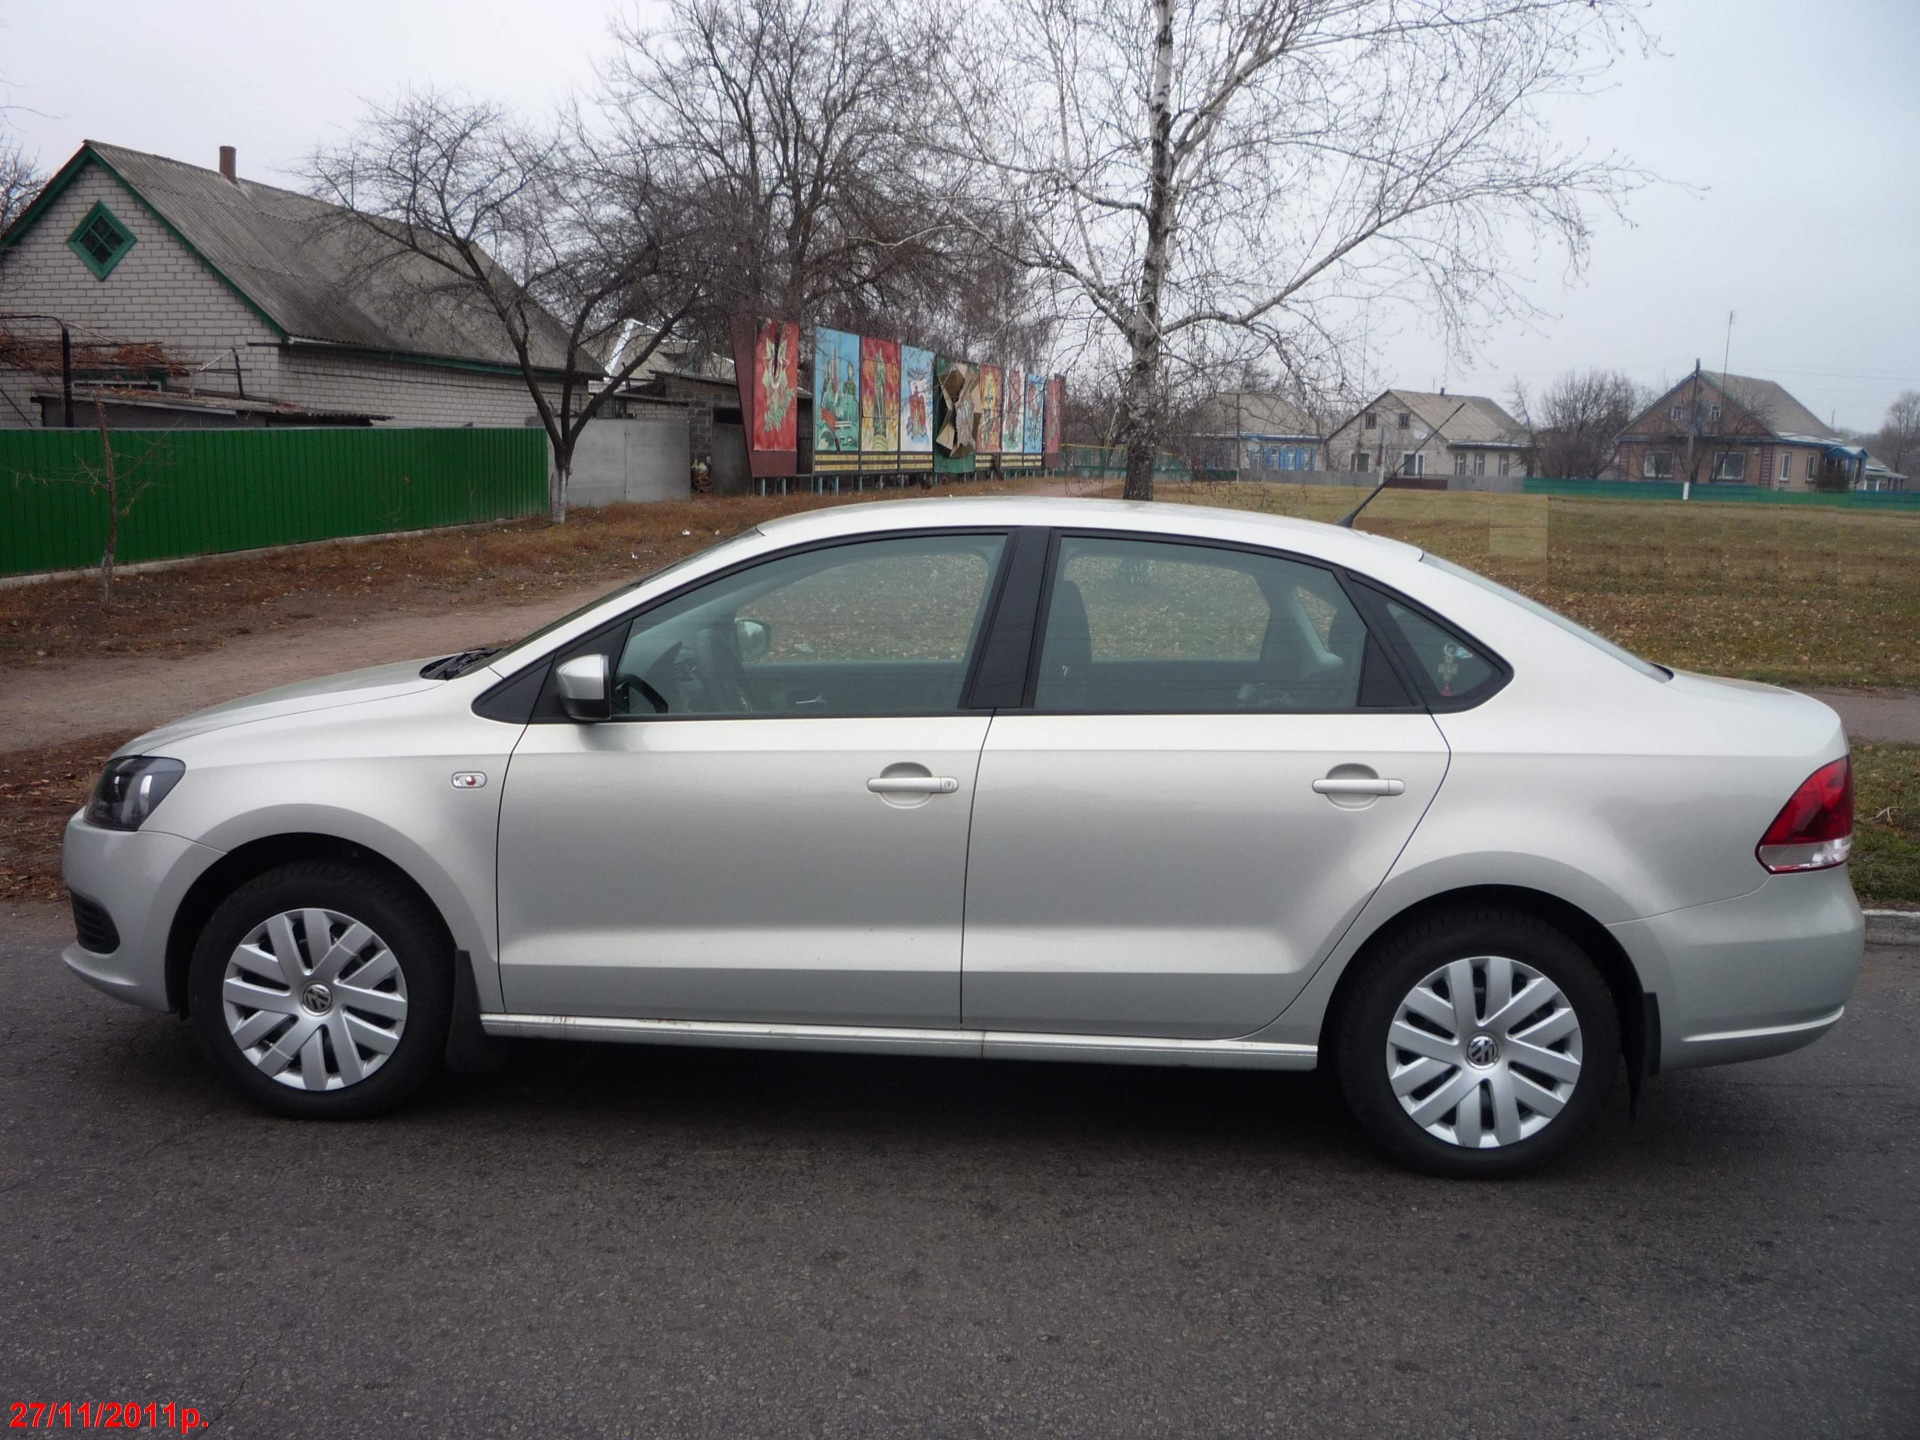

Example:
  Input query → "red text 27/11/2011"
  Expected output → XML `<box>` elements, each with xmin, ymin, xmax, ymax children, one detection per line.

<box><xmin>10</xmin><ymin>1401</ymin><xmax>206</xmax><ymax>1431</ymax></box>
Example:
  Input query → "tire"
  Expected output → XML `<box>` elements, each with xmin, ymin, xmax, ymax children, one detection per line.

<box><xmin>1334</xmin><ymin>907</ymin><xmax>1619</xmax><ymax>1179</ymax></box>
<box><xmin>188</xmin><ymin>859</ymin><xmax>452</xmax><ymax>1119</ymax></box>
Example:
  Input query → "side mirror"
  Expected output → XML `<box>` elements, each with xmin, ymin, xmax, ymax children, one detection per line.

<box><xmin>735</xmin><ymin>617</ymin><xmax>772</xmax><ymax>664</ymax></box>
<box><xmin>555</xmin><ymin>653</ymin><xmax>612</xmax><ymax>722</ymax></box>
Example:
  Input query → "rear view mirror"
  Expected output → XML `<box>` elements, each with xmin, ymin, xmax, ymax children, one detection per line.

<box><xmin>555</xmin><ymin>653</ymin><xmax>612</xmax><ymax>722</ymax></box>
<box><xmin>736</xmin><ymin>618</ymin><xmax>772</xmax><ymax>664</ymax></box>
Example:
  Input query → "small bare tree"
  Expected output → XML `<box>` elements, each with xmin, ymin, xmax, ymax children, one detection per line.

<box><xmin>4</xmin><ymin>400</ymin><xmax>170</xmax><ymax>602</ymax></box>
<box><xmin>1874</xmin><ymin>390</ymin><xmax>1920</xmax><ymax>480</ymax></box>
<box><xmin>309</xmin><ymin>90</ymin><xmax>703</xmax><ymax>521</ymax></box>
<box><xmin>934</xmin><ymin>0</ymin><xmax>1647</xmax><ymax>499</ymax></box>
<box><xmin>0</xmin><ymin>135</ymin><xmax>41</xmax><ymax>232</ymax></box>
<box><xmin>1511</xmin><ymin>370</ymin><xmax>1644</xmax><ymax>479</ymax></box>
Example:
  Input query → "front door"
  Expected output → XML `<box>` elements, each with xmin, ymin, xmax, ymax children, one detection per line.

<box><xmin>962</xmin><ymin>533</ymin><xmax>1450</xmax><ymax>1039</ymax></box>
<box><xmin>497</xmin><ymin>531</ymin><xmax>1009</xmax><ymax>1027</ymax></box>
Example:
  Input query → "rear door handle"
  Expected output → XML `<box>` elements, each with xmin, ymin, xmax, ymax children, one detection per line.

<box><xmin>1313</xmin><ymin>777</ymin><xmax>1405</xmax><ymax>796</ymax></box>
<box><xmin>867</xmin><ymin>775</ymin><xmax>959</xmax><ymax>795</ymax></box>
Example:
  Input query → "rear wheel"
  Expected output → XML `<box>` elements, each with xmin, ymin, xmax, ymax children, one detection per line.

<box><xmin>188</xmin><ymin>860</ymin><xmax>451</xmax><ymax>1118</ymax></box>
<box><xmin>1335</xmin><ymin>907</ymin><xmax>1619</xmax><ymax>1178</ymax></box>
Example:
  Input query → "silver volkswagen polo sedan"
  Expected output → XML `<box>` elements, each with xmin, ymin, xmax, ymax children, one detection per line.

<box><xmin>61</xmin><ymin>497</ymin><xmax>1863</xmax><ymax>1176</ymax></box>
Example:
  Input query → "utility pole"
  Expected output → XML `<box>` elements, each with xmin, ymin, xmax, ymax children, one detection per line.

<box><xmin>1682</xmin><ymin>358</ymin><xmax>1701</xmax><ymax>499</ymax></box>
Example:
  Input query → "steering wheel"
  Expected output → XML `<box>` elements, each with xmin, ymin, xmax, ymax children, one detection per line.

<box><xmin>692</xmin><ymin>623</ymin><xmax>755</xmax><ymax>714</ymax></box>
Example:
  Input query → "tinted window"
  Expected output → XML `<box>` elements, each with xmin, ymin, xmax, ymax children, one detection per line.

<box><xmin>1380</xmin><ymin>600</ymin><xmax>1501</xmax><ymax>704</ymax></box>
<box><xmin>611</xmin><ymin>534</ymin><xmax>1006</xmax><ymax>717</ymax></box>
<box><xmin>1033</xmin><ymin>537</ymin><xmax>1369</xmax><ymax>712</ymax></box>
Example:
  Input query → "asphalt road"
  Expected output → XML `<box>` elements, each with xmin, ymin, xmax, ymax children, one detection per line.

<box><xmin>2</xmin><ymin>901</ymin><xmax>1915</xmax><ymax>1439</ymax></box>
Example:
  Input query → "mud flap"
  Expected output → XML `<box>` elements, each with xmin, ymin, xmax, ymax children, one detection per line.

<box><xmin>445</xmin><ymin>949</ymin><xmax>509</xmax><ymax>1074</ymax></box>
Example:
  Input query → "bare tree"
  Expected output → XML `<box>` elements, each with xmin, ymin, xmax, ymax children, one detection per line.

<box><xmin>600</xmin><ymin>0</ymin><xmax>1042</xmax><ymax>362</ymax></box>
<box><xmin>1874</xmin><ymin>390</ymin><xmax>1920</xmax><ymax>480</ymax></box>
<box><xmin>934</xmin><ymin>0</ymin><xmax>1646</xmax><ymax>498</ymax></box>
<box><xmin>0</xmin><ymin>135</ymin><xmax>41</xmax><ymax>233</ymax></box>
<box><xmin>309</xmin><ymin>90</ymin><xmax>702</xmax><ymax>521</ymax></box>
<box><xmin>1511</xmin><ymin>369</ymin><xmax>1644</xmax><ymax>479</ymax></box>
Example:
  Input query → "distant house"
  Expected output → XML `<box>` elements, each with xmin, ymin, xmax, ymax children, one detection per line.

<box><xmin>0</xmin><ymin>140</ymin><xmax>579</xmax><ymax>430</ymax></box>
<box><xmin>1185</xmin><ymin>390</ymin><xmax>1323</xmax><ymax>475</ymax></box>
<box><xmin>1615</xmin><ymin>372</ymin><xmax>1870</xmax><ymax>491</ymax></box>
<box><xmin>1324</xmin><ymin>389</ymin><xmax>1531</xmax><ymax>481</ymax></box>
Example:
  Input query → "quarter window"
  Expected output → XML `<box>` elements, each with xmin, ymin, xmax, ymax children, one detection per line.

<box><xmin>609</xmin><ymin>534</ymin><xmax>1006</xmax><ymax>717</ymax></box>
<box><xmin>1378</xmin><ymin>600</ymin><xmax>1502</xmax><ymax>705</ymax></box>
<box><xmin>1032</xmin><ymin>537</ymin><xmax>1377</xmax><ymax>713</ymax></box>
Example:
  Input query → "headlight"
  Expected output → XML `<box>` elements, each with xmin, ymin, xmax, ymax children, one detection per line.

<box><xmin>87</xmin><ymin>756</ymin><xmax>186</xmax><ymax>831</ymax></box>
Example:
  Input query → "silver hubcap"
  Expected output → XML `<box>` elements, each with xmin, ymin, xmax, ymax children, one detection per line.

<box><xmin>221</xmin><ymin>908</ymin><xmax>408</xmax><ymax>1091</ymax></box>
<box><xmin>1386</xmin><ymin>955</ymin><xmax>1583</xmax><ymax>1149</ymax></box>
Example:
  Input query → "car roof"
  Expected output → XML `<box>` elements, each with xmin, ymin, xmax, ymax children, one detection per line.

<box><xmin>755</xmin><ymin>494</ymin><xmax>1423</xmax><ymax>570</ymax></box>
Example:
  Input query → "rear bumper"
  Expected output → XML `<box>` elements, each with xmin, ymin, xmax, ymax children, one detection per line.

<box><xmin>1611</xmin><ymin>868</ymin><xmax>1863</xmax><ymax>1072</ymax></box>
<box><xmin>61</xmin><ymin>813</ymin><xmax>223</xmax><ymax>1013</ymax></box>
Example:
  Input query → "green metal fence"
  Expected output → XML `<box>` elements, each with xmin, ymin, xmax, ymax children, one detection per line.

<box><xmin>1522</xmin><ymin>477</ymin><xmax>1920</xmax><ymax>511</ymax></box>
<box><xmin>0</xmin><ymin>426</ymin><xmax>549</xmax><ymax>578</ymax></box>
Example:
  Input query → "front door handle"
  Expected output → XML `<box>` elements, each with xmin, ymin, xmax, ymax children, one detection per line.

<box><xmin>867</xmin><ymin>775</ymin><xmax>959</xmax><ymax>795</ymax></box>
<box><xmin>1313</xmin><ymin>776</ymin><xmax>1405</xmax><ymax>797</ymax></box>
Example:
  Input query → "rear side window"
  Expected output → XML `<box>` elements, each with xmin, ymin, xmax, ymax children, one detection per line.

<box><xmin>1378</xmin><ymin>600</ymin><xmax>1504</xmax><ymax>707</ymax></box>
<box><xmin>1032</xmin><ymin>536</ymin><xmax>1380</xmax><ymax>712</ymax></box>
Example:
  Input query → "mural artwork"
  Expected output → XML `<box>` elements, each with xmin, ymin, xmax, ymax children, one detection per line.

<box><xmin>1045</xmin><ymin>376</ymin><xmax>1064</xmax><ymax>456</ymax></box>
<box><xmin>753</xmin><ymin>321</ymin><xmax>799</xmax><ymax>452</ymax></box>
<box><xmin>935</xmin><ymin>360</ymin><xmax>978</xmax><ymax>457</ymax></box>
<box><xmin>977</xmin><ymin>365</ymin><xmax>1002</xmax><ymax>455</ymax></box>
<box><xmin>813</xmin><ymin>327</ymin><xmax>861</xmax><ymax>455</ymax></box>
<box><xmin>1024</xmin><ymin>372</ymin><xmax>1045</xmax><ymax>454</ymax></box>
<box><xmin>860</xmin><ymin>337</ymin><xmax>902</xmax><ymax>453</ymax></box>
<box><xmin>900</xmin><ymin>346</ymin><xmax>934</xmax><ymax>453</ymax></box>
<box><xmin>1002</xmin><ymin>369</ymin><xmax>1025</xmax><ymax>454</ymax></box>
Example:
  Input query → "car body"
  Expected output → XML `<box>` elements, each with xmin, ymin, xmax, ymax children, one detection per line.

<box><xmin>61</xmin><ymin>495</ymin><xmax>1864</xmax><ymax>1174</ymax></box>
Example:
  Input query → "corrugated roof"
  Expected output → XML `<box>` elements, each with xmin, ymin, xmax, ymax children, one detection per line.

<box><xmin>1332</xmin><ymin>389</ymin><xmax>1527</xmax><ymax>447</ymax></box>
<box><xmin>79</xmin><ymin>142</ymin><xmax>577</xmax><ymax>373</ymax></box>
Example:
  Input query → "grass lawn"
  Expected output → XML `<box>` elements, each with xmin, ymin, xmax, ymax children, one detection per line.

<box><xmin>1852</xmin><ymin>743</ymin><xmax>1920</xmax><ymax>908</ymax></box>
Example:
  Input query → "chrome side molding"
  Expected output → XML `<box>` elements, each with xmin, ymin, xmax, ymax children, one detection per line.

<box><xmin>480</xmin><ymin>1013</ymin><xmax>1319</xmax><ymax>1070</ymax></box>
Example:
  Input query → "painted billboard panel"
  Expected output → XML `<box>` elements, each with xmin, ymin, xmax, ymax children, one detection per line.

<box><xmin>813</xmin><ymin>327</ymin><xmax>860</xmax><ymax>458</ymax></box>
<box><xmin>729</xmin><ymin>315</ymin><xmax>801</xmax><ymax>477</ymax></box>
<box><xmin>1001</xmin><ymin>370</ymin><xmax>1025</xmax><ymax>454</ymax></box>
<box><xmin>860</xmin><ymin>337</ymin><xmax>902</xmax><ymax>454</ymax></box>
<box><xmin>1045</xmin><ymin>376</ymin><xmax>1064</xmax><ymax>457</ymax></box>
<box><xmin>1024</xmin><ymin>372</ymin><xmax>1045</xmax><ymax>454</ymax></box>
<box><xmin>901</xmin><ymin>345</ymin><xmax>934</xmax><ymax>454</ymax></box>
<box><xmin>934</xmin><ymin>359</ymin><xmax>979</xmax><ymax>474</ymax></box>
<box><xmin>977</xmin><ymin>365</ymin><xmax>1002</xmax><ymax>455</ymax></box>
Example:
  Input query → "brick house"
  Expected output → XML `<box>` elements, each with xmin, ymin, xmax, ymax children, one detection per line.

<box><xmin>0</xmin><ymin>140</ymin><xmax>577</xmax><ymax>429</ymax></box>
<box><xmin>1324</xmin><ymin>389</ymin><xmax>1531</xmax><ymax>481</ymax></box>
<box><xmin>1615</xmin><ymin>371</ymin><xmax>1866</xmax><ymax>491</ymax></box>
<box><xmin>1184</xmin><ymin>391</ymin><xmax>1324</xmax><ymax>475</ymax></box>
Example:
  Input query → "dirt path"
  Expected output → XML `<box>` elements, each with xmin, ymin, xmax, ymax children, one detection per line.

<box><xmin>1802</xmin><ymin>689</ymin><xmax>1920</xmax><ymax>746</ymax></box>
<box><xmin>0</xmin><ymin>584</ymin><xmax>609</xmax><ymax>756</ymax></box>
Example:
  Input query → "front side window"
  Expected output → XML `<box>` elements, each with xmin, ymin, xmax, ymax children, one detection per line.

<box><xmin>1032</xmin><ymin>537</ymin><xmax>1378</xmax><ymax>713</ymax></box>
<box><xmin>610</xmin><ymin>533</ymin><xmax>1006</xmax><ymax>717</ymax></box>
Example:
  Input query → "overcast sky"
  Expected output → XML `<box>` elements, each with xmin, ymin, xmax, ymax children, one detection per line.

<box><xmin>3</xmin><ymin>0</ymin><xmax>1914</xmax><ymax>430</ymax></box>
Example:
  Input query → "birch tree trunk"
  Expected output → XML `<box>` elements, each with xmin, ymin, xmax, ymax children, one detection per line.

<box><xmin>1122</xmin><ymin>0</ymin><xmax>1176</xmax><ymax>501</ymax></box>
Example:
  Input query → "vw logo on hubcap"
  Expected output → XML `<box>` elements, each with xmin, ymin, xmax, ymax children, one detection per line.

<box><xmin>1466</xmin><ymin>1033</ymin><xmax>1500</xmax><ymax>1067</ymax></box>
<box><xmin>300</xmin><ymin>983</ymin><xmax>334</xmax><ymax>1015</ymax></box>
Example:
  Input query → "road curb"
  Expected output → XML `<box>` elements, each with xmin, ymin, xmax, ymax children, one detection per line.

<box><xmin>1864</xmin><ymin>909</ymin><xmax>1920</xmax><ymax>947</ymax></box>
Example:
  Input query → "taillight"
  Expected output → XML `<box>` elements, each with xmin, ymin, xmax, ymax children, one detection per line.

<box><xmin>1756</xmin><ymin>757</ymin><xmax>1853</xmax><ymax>873</ymax></box>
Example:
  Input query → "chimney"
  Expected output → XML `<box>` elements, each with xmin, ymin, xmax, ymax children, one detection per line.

<box><xmin>218</xmin><ymin>145</ymin><xmax>237</xmax><ymax>182</ymax></box>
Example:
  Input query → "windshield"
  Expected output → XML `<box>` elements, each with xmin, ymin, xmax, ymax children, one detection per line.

<box><xmin>456</xmin><ymin>530</ymin><xmax>767</xmax><ymax>677</ymax></box>
<box><xmin>1419</xmin><ymin>552</ymin><xmax>1671</xmax><ymax>682</ymax></box>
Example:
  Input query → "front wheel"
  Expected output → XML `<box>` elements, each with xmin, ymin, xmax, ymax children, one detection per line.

<box><xmin>1334</xmin><ymin>908</ymin><xmax>1619</xmax><ymax>1178</ymax></box>
<box><xmin>188</xmin><ymin>860</ymin><xmax>452</xmax><ymax>1118</ymax></box>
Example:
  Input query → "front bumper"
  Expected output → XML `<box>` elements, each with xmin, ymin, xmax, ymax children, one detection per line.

<box><xmin>1611</xmin><ymin>867</ymin><xmax>1864</xmax><ymax>1072</ymax></box>
<box><xmin>61</xmin><ymin>813</ymin><xmax>224</xmax><ymax>1013</ymax></box>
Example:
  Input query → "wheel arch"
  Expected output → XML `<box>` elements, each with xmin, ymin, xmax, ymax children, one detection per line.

<box><xmin>164</xmin><ymin>833</ymin><xmax>455</xmax><ymax>1017</ymax></box>
<box><xmin>1318</xmin><ymin>884</ymin><xmax>1652</xmax><ymax>1081</ymax></box>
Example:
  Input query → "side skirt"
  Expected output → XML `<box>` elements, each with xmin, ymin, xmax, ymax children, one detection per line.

<box><xmin>480</xmin><ymin>1013</ymin><xmax>1318</xmax><ymax>1071</ymax></box>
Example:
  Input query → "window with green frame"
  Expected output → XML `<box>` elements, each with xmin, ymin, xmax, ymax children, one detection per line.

<box><xmin>67</xmin><ymin>202</ymin><xmax>137</xmax><ymax>279</ymax></box>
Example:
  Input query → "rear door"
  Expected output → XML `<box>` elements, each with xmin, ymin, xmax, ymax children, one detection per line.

<box><xmin>962</xmin><ymin>533</ymin><xmax>1450</xmax><ymax>1039</ymax></box>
